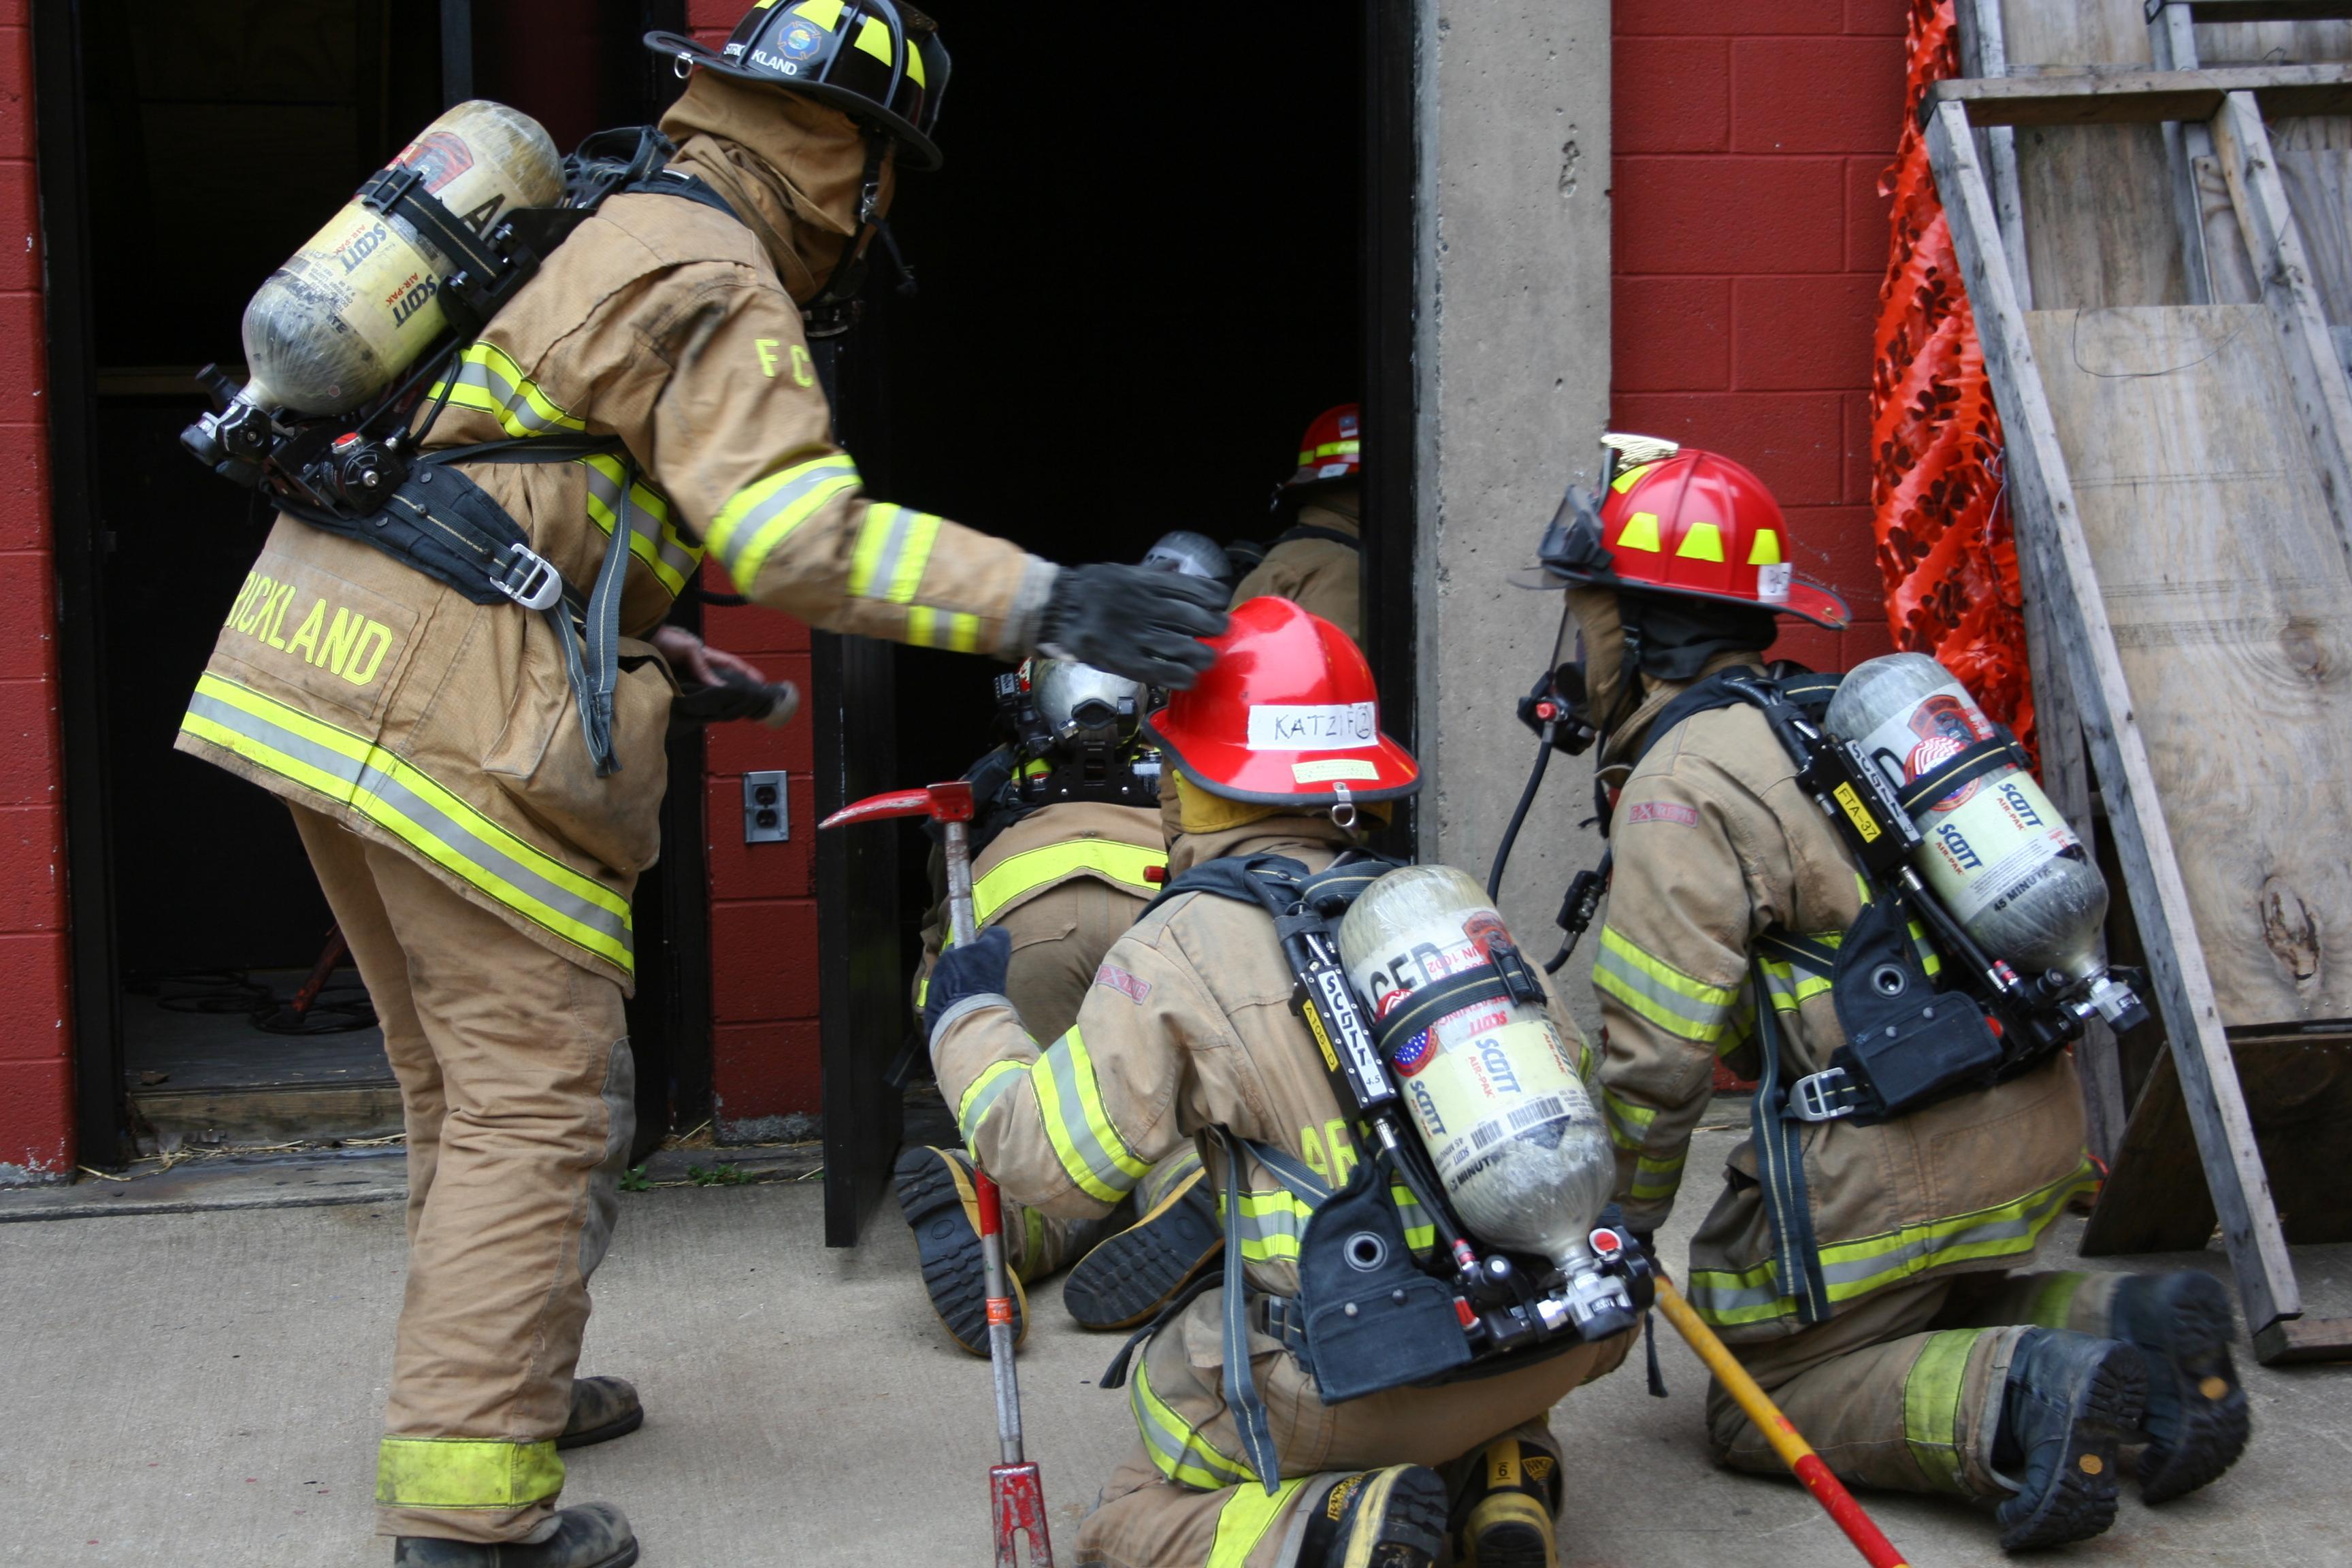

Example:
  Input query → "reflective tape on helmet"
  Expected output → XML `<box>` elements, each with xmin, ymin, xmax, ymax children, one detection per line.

<box><xmin>1034</xmin><ymin>1026</ymin><xmax>1150</xmax><ymax>1203</ymax></box>
<box><xmin>971</xmin><ymin>840</ymin><xmax>1169</xmax><ymax>926</ymax></box>
<box><xmin>431</xmin><ymin>342</ymin><xmax>587</xmax><ymax>438</ymax></box>
<box><xmin>376</xmin><ymin>1437</ymin><xmax>564</xmax><ymax>1510</ymax></box>
<box><xmin>1684</xmin><ymin>1160</ymin><xmax>2096</xmax><ymax>1328</ymax></box>
<box><xmin>705</xmin><ymin>453</ymin><xmax>862</xmax><ymax>589</ymax></box>
<box><xmin>180</xmin><ymin>674</ymin><xmax>634</xmax><ymax>975</ymax></box>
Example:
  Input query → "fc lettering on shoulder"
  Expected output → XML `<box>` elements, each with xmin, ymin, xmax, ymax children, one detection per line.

<box><xmin>223</xmin><ymin>572</ymin><xmax>397</xmax><ymax>687</ymax></box>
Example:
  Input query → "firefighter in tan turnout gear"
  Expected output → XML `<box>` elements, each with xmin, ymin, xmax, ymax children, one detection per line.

<box><xmin>921</xmin><ymin>598</ymin><xmax>1635</xmax><ymax>1568</ymax></box>
<box><xmin>1230</xmin><ymin>404</ymin><xmax>1362</xmax><ymax>639</ymax></box>
<box><xmin>1528</xmin><ymin>438</ymin><xmax>2249</xmax><ymax>1552</ymax></box>
<box><xmin>172</xmin><ymin>6</ymin><xmax>1226</xmax><ymax>1564</ymax></box>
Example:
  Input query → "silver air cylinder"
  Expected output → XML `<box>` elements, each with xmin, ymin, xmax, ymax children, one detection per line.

<box><xmin>1337</xmin><ymin>867</ymin><xmax>1617</xmax><ymax>1305</ymax></box>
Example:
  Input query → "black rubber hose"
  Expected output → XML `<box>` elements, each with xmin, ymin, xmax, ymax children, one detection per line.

<box><xmin>1486</xmin><ymin>727</ymin><xmax>1556</xmax><ymax>902</ymax></box>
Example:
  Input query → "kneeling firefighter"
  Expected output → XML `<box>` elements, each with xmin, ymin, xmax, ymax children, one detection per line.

<box><xmin>921</xmin><ymin>598</ymin><xmax>1646</xmax><ymax>1568</ymax></box>
<box><xmin>172</xmin><ymin>5</ymin><xmax>1226</xmax><ymax>1564</ymax></box>
<box><xmin>1522</xmin><ymin>437</ymin><xmax>2248</xmax><ymax>1552</ymax></box>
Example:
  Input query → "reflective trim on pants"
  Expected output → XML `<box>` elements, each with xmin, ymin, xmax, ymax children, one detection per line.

<box><xmin>1207</xmin><ymin>1476</ymin><xmax>1309</xmax><ymax>1568</ymax></box>
<box><xmin>376</xmin><ymin>1437</ymin><xmax>564</xmax><ymax>1511</ymax></box>
<box><xmin>1901</xmin><ymin>1328</ymin><xmax>1985</xmax><ymax>1494</ymax></box>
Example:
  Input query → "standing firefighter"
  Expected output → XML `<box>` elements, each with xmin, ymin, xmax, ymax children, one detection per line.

<box><xmin>172</xmin><ymin>5</ymin><xmax>1226</xmax><ymax>1564</ymax></box>
<box><xmin>922</xmin><ymin>600</ymin><xmax>1635</xmax><ymax>1568</ymax></box>
<box><xmin>1531</xmin><ymin>438</ymin><xmax>2249</xmax><ymax>1552</ymax></box>
<box><xmin>1230</xmin><ymin>404</ymin><xmax>1362</xmax><ymax>639</ymax></box>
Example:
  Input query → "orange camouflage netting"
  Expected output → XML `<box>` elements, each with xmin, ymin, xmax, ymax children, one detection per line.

<box><xmin>1868</xmin><ymin>0</ymin><xmax>2036</xmax><ymax>762</ymax></box>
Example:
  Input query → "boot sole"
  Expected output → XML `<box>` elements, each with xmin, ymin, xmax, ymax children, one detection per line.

<box><xmin>2130</xmin><ymin>1274</ymin><xmax>2252</xmax><ymax>1505</ymax></box>
<box><xmin>895</xmin><ymin>1146</ymin><xmax>1026</xmax><ymax>1358</ymax></box>
<box><xmin>1060</xmin><ymin>1169</ymin><xmax>1222</xmax><ymax>1331</ymax></box>
<box><xmin>1997</xmin><ymin>1343</ymin><xmax>2147</xmax><ymax>1553</ymax></box>
<box><xmin>1345</xmin><ymin>1467</ymin><xmax>1451</xmax><ymax>1568</ymax></box>
<box><xmin>1460</xmin><ymin>1490</ymin><xmax>1554</xmax><ymax>1568</ymax></box>
<box><xmin>555</xmin><ymin>1407</ymin><xmax>643</xmax><ymax>1451</ymax></box>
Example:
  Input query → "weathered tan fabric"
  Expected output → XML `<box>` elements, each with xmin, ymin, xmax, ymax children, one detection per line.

<box><xmin>1229</xmin><ymin>496</ymin><xmax>1361</xmax><ymax>640</ymax></box>
<box><xmin>932</xmin><ymin>816</ymin><xmax>1629</xmax><ymax>1565</ymax></box>
<box><xmin>1589</xmin><ymin>655</ymin><xmax>2095</xmax><ymax>1346</ymax></box>
<box><xmin>178</xmin><ymin>79</ymin><xmax>1052</xmax><ymax>990</ymax></box>
<box><xmin>296</xmin><ymin>805</ymin><xmax>632</xmax><ymax>1544</ymax></box>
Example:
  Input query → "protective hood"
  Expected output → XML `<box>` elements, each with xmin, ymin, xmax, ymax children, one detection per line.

<box><xmin>1567</xmin><ymin>585</ymin><xmax>1778</xmax><ymax>766</ymax></box>
<box><xmin>659</xmin><ymin>70</ymin><xmax>896</xmax><ymax>302</ymax></box>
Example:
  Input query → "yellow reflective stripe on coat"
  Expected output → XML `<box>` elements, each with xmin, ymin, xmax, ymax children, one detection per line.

<box><xmin>906</xmin><ymin>605</ymin><xmax>983</xmax><ymax>653</ymax></box>
<box><xmin>1630</xmin><ymin>1147</ymin><xmax>1686</xmax><ymax>1205</ymax></box>
<box><xmin>1599</xmin><ymin>1085</ymin><xmax>1659</xmax><ymax>1152</ymax></box>
<box><xmin>1901</xmin><ymin>1328</ymin><xmax>1984</xmax><ymax>1495</ymax></box>
<box><xmin>705</xmin><ymin>453</ymin><xmax>862</xmax><ymax>588</ymax></box>
<box><xmin>1032</xmin><ymin>1026</ymin><xmax>1150</xmax><ymax>1203</ymax></box>
<box><xmin>431</xmin><ymin>342</ymin><xmax>588</xmax><ymax>438</ymax></box>
<box><xmin>958</xmin><ymin>1058</ymin><xmax>1028</xmax><ymax>1144</ymax></box>
<box><xmin>848</xmin><ymin>503</ymin><xmax>945</xmax><ymax>604</ymax></box>
<box><xmin>1758</xmin><ymin>954</ymin><xmax>1835</xmax><ymax>1015</ymax></box>
<box><xmin>376</xmin><ymin>1437</ymin><xmax>564</xmax><ymax>1509</ymax></box>
<box><xmin>1131</xmin><ymin>1357</ymin><xmax>1252</xmax><ymax>1490</ymax></box>
<box><xmin>1684</xmin><ymin>1159</ymin><xmax>2096</xmax><ymax>1328</ymax></box>
<box><xmin>972</xmin><ymin>839</ymin><xmax>1169</xmax><ymax>926</ymax></box>
<box><xmin>1219</xmin><ymin>1186</ymin><xmax>1316</xmax><ymax>1263</ymax></box>
<box><xmin>1209</xmin><ymin>1476</ymin><xmax>1309</xmax><ymax>1567</ymax></box>
<box><xmin>1593</xmin><ymin>927</ymin><xmax>1741</xmax><ymax>1045</ymax></box>
<box><xmin>180</xmin><ymin>674</ymin><xmax>634</xmax><ymax>975</ymax></box>
<box><xmin>1387</xmin><ymin>1181</ymin><xmax>1437</xmax><ymax>1255</ymax></box>
<box><xmin>578</xmin><ymin>455</ymin><xmax>702</xmax><ymax>595</ymax></box>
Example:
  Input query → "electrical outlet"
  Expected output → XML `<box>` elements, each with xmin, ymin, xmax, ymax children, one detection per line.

<box><xmin>742</xmin><ymin>770</ymin><xmax>790</xmax><ymax>844</ymax></box>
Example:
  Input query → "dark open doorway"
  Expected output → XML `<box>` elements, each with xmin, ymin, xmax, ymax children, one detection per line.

<box><xmin>42</xmin><ymin>0</ymin><xmax>702</xmax><ymax>1165</ymax></box>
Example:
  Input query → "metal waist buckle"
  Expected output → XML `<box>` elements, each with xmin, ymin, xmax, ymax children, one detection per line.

<box><xmin>491</xmin><ymin>544</ymin><xmax>565</xmax><ymax>612</ymax></box>
<box><xmin>1787</xmin><ymin>1067</ymin><xmax>1863</xmax><ymax>1123</ymax></box>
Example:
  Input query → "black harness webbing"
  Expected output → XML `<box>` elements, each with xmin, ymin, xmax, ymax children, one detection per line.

<box><xmin>1273</xmin><ymin>522</ymin><xmax>1360</xmax><ymax>551</ymax></box>
<box><xmin>1748</xmin><ymin>952</ymin><xmax>1834</xmax><ymax>1324</ymax></box>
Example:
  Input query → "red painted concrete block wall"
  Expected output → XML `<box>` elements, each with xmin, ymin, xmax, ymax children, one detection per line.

<box><xmin>0</xmin><ymin>10</ymin><xmax>71</xmax><ymax>1183</ymax></box>
<box><xmin>1614</xmin><ymin>0</ymin><xmax>1906</xmax><ymax>674</ymax></box>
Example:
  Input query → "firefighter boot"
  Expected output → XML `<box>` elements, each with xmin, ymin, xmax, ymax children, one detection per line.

<box><xmin>897</xmin><ymin>1145</ymin><xmax>1028</xmax><ymax>1356</ymax></box>
<box><xmin>556</xmin><ymin>1376</ymin><xmax>642</xmax><ymax>1450</ymax></box>
<box><xmin>1297</xmin><ymin>1466</ymin><xmax>1451</xmax><ymax>1568</ymax></box>
<box><xmin>392</xmin><ymin>1503</ymin><xmax>637</xmax><ymax>1567</ymax></box>
<box><xmin>1992</xmin><ymin>1330</ymin><xmax>2149</xmax><ymax>1552</ymax></box>
<box><xmin>1450</xmin><ymin>1437</ymin><xmax>1560</xmax><ymax>1567</ymax></box>
<box><xmin>1061</xmin><ymin>1145</ymin><xmax>1222</xmax><ymax>1331</ymax></box>
<box><xmin>2107</xmin><ymin>1271</ymin><xmax>2250</xmax><ymax>1503</ymax></box>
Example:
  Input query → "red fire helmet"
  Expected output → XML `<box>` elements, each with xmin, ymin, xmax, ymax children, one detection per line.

<box><xmin>1533</xmin><ymin>441</ymin><xmax>1848</xmax><ymax>630</ymax></box>
<box><xmin>1283</xmin><ymin>403</ymin><xmax>1362</xmax><ymax>490</ymax></box>
<box><xmin>1145</xmin><ymin>597</ymin><xmax>1419</xmax><ymax>806</ymax></box>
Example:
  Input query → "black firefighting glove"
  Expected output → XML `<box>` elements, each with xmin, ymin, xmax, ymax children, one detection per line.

<box><xmin>1038</xmin><ymin>563</ymin><xmax>1228</xmax><ymax>689</ymax></box>
<box><xmin>924</xmin><ymin>925</ymin><xmax>1012</xmax><ymax>1040</ymax></box>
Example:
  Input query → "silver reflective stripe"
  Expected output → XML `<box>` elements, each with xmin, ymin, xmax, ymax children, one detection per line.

<box><xmin>957</xmin><ymin>1058</ymin><xmax>1028</xmax><ymax>1142</ymax></box>
<box><xmin>581</xmin><ymin>463</ymin><xmax>700</xmax><ymax>589</ymax></box>
<box><xmin>1220</xmin><ymin>1187</ymin><xmax>1310</xmax><ymax>1259</ymax></box>
<box><xmin>451</xmin><ymin>354</ymin><xmax>574</xmax><ymax>436</ymax></box>
<box><xmin>184</xmin><ymin>689</ymin><xmax>633</xmax><ymax>966</ymax></box>
<box><xmin>706</xmin><ymin>455</ymin><xmax>862</xmax><ymax>577</ymax></box>
<box><xmin>853</xmin><ymin>505</ymin><xmax>916</xmax><ymax>599</ymax></box>
<box><xmin>1039</xmin><ymin>1032</ymin><xmax>1144</xmax><ymax>1200</ymax></box>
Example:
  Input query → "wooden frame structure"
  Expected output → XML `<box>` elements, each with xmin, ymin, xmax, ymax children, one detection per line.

<box><xmin>1925</xmin><ymin>49</ymin><xmax>2352</xmax><ymax>1362</ymax></box>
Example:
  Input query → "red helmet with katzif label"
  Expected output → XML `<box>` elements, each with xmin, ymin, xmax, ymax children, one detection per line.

<box><xmin>1283</xmin><ymin>403</ymin><xmax>1362</xmax><ymax>491</ymax></box>
<box><xmin>1145</xmin><ymin>596</ymin><xmax>1419</xmax><ymax>805</ymax></box>
<box><xmin>1531</xmin><ymin>438</ymin><xmax>1848</xmax><ymax>628</ymax></box>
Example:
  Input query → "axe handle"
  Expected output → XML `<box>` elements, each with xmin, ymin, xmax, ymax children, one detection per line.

<box><xmin>944</xmin><ymin>819</ymin><xmax>979</xmax><ymax>949</ymax></box>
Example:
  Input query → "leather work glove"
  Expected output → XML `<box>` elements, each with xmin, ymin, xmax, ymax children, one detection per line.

<box><xmin>923</xmin><ymin>924</ymin><xmax>1012</xmax><ymax>1039</ymax></box>
<box><xmin>1037</xmin><ymin>563</ymin><xmax>1228</xmax><ymax>689</ymax></box>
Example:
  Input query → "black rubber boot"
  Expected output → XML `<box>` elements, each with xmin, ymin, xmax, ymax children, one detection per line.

<box><xmin>1449</xmin><ymin>1437</ymin><xmax>1561</xmax><ymax>1567</ymax></box>
<box><xmin>556</xmin><ymin>1376</ymin><xmax>642</xmax><ymax>1451</ymax></box>
<box><xmin>1298</xmin><ymin>1466</ymin><xmax>1450</xmax><ymax>1568</ymax></box>
<box><xmin>2106</xmin><ymin>1271</ymin><xmax>2251</xmax><ymax>1503</ymax></box>
<box><xmin>393</xmin><ymin>1503</ymin><xmax>637</xmax><ymax>1567</ymax></box>
<box><xmin>1060</xmin><ymin>1158</ymin><xmax>1222</xmax><ymax>1331</ymax></box>
<box><xmin>894</xmin><ymin>1145</ymin><xmax>1025</xmax><ymax>1357</ymax></box>
<box><xmin>1993</xmin><ymin>1329</ymin><xmax>2148</xmax><ymax>1552</ymax></box>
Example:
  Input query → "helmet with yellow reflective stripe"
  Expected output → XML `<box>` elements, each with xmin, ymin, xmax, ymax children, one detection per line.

<box><xmin>1282</xmin><ymin>403</ymin><xmax>1362</xmax><ymax>491</ymax></box>
<box><xmin>1529</xmin><ymin>436</ymin><xmax>1848</xmax><ymax>630</ymax></box>
<box><xmin>647</xmin><ymin>0</ymin><xmax>951</xmax><ymax>170</ymax></box>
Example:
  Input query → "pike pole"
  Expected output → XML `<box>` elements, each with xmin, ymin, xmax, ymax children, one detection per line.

<box><xmin>819</xmin><ymin>781</ymin><xmax>1055</xmax><ymax>1567</ymax></box>
<box><xmin>1652</xmin><ymin>1277</ymin><xmax>1912</xmax><ymax>1568</ymax></box>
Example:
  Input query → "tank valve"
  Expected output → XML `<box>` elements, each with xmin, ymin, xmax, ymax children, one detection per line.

<box><xmin>2082</xmin><ymin>974</ymin><xmax>2148</xmax><ymax>1031</ymax></box>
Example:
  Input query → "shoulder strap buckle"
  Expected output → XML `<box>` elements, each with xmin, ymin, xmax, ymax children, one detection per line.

<box><xmin>491</xmin><ymin>544</ymin><xmax>565</xmax><ymax>612</ymax></box>
<box><xmin>1787</xmin><ymin>1066</ymin><xmax>1863</xmax><ymax>1123</ymax></box>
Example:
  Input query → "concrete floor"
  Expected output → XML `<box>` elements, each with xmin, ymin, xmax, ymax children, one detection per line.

<box><xmin>3</xmin><ymin>1126</ymin><xmax>2349</xmax><ymax>1567</ymax></box>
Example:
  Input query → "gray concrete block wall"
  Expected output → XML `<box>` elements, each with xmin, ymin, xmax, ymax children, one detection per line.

<box><xmin>1416</xmin><ymin>0</ymin><xmax>1613</xmax><ymax>1034</ymax></box>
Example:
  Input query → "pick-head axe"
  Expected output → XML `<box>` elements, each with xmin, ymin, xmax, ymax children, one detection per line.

<box><xmin>819</xmin><ymin>780</ymin><xmax>1056</xmax><ymax>1568</ymax></box>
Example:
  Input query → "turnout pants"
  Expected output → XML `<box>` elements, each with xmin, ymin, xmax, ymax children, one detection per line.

<box><xmin>1708</xmin><ymin>1269</ymin><xmax>2129</xmax><ymax>1502</ymax></box>
<box><xmin>1077</xmin><ymin>1297</ymin><xmax>1630</xmax><ymax>1568</ymax></box>
<box><xmin>294</xmin><ymin>806</ymin><xmax>637</xmax><ymax>1544</ymax></box>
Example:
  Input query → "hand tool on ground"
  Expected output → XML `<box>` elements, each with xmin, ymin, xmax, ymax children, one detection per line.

<box><xmin>1653</xmin><ymin>1275</ymin><xmax>1912</xmax><ymax>1568</ymax></box>
<box><xmin>821</xmin><ymin>779</ymin><xmax>1056</xmax><ymax>1568</ymax></box>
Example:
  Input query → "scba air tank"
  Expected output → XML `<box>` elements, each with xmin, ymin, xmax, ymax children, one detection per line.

<box><xmin>1337</xmin><ymin>866</ymin><xmax>1615</xmax><ymax>1276</ymax></box>
<box><xmin>238</xmin><ymin>101</ymin><xmax>563</xmax><ymax>416</ymax></box>
<box><xmin>1827</xmin><ymin>653</ymin><xmax>2109</xmax><ymax>987</ymax></box>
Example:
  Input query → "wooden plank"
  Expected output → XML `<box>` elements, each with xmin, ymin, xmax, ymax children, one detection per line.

<box><xmin>2003</xmin><ymin>0</ymin><xmax>2154</xmax><ymax>67</ymax></box>
<box><xmin>1925</xmin><ymin>65</ymin><xmax>2352</xmax><ymax>126</ymax></box>
<box><xmin>2084</xmin><ymin>1032</ymin><xmax>2352</xmax><ymax>1252</ymax></box>
<box><xmin>1927</xmin><ymin>100</ymin><xmax>2302</xmax><ymax>1335</ymax></box>
<box><xmin>2276</xmin><ymin>148</ymin><xmax>2352</xmax><ymax>321</ymax></box>
<box><xmin>2255</xmin><ymin>1316</ymin><xmax>2352</xmax><ymax>1362</ymax></box>
<box><xmin>2195</xmin><ymin>154</ymin><xmax>2266</xmax><ymax>301</ymax></box>
<box><xmin>2011</xmin><ymin>118</ymin><xmax>2190</xmax><ymax>307</ymax></box>
<box><xmin>2183</xmin><ymin>2</ymin><xmax>2352</xmax><ymax>27</ymax></box>
<box><xmin>2213</xmin><ymin>91</ymin><xmax>2352</xmax><ymax>575</ymax></box>
<box><xmin>2153</xmin><ymin>0</ymin><xmax>2221</xmax><ymax>303</ymax></box>
<box><xmin>2025</xmin><ymin>306</ymin><xmax>2352</xmax><ymax>1024</ymax></box>
<box><xmin>1958</xmin><ymin>0</ymin><xmax>2036</xmax><ymax>305</ymax></box>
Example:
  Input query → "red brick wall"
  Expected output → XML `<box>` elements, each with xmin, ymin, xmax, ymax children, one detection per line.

<box><xmin>1612</xmin><ymin>0</ymin><xmax>1909</xmax><ymax>670</ymax></box>
<box><xmin>0</xmin><ymin>1</ymin><xmax>72</xmax><ymax>1182</ymax></box>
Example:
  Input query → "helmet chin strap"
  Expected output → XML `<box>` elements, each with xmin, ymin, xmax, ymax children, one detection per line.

<box><xmin>801</xmin><ymin>131</ymin><xmax>894</xmax><ymax>338</ymax></box>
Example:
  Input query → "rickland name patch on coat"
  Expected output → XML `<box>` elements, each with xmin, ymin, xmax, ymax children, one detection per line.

<box><xmin>214</xmin><ymin>552</ymin><xmax>419</xmax><ymax>718</ymax></box>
